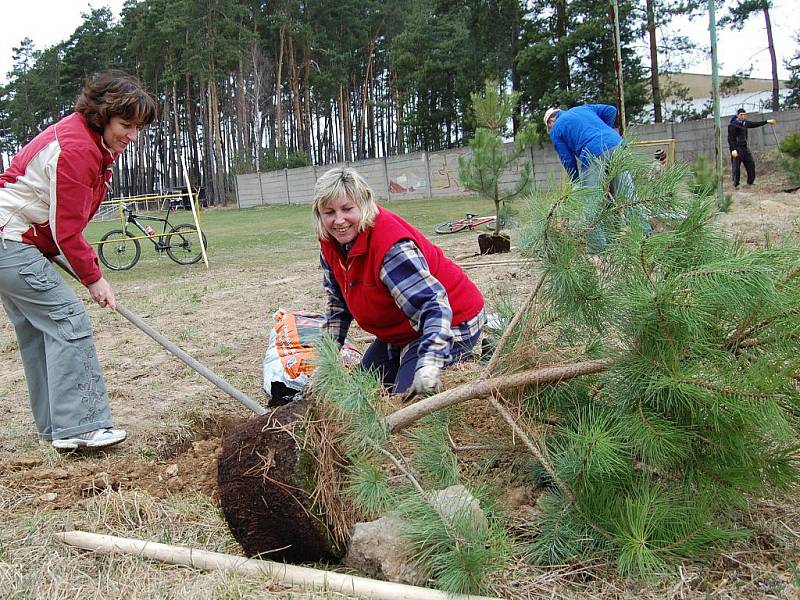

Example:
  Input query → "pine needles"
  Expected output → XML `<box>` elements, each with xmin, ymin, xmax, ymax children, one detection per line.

<box><xmin>305</xmin><ymin>148</ymin><xmax>799</xmax><ymax>585</ymax></box>
<box><xmin>516</xmin><ymin>144</ymin><xmax>800</xmax><ymax>576</ymax></box>
<box><xmin>310</xmin><ymin>335</ymin><xmax>512</xmax><ymax>596</ymax></box>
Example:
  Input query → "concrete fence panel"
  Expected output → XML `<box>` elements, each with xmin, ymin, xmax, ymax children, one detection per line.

<box><xmin>286</xmin><ymin>166</ymin><xmax>317</xmax><ymax>205</ymax></box>
<box><xmin>352</xmin><ymin>158</ymin><xmax>390</xmax><ymax>201</ymax></box>
<box><xmin>236</xmin><ymin>174</ymin><xmax>262</xmax><ymax>208</ymax></box>
<box><xmin>427</xmin><ymin>148</ymin><xmax>472</xmax><ymax>198</ymax></box>
<box><xmin>385</xmin><ymin>153</ymin><xmax>431</xmax><ymax>200</ymax></box>
<box><xmin>260</xmin><ymin>170</ymin><xmax>290</xmax><ymax>205</ymax></box>
<box><xmin>235</xmin><ymin>109</ymin><xmax>800</xmax><ymax>207</ymax></box>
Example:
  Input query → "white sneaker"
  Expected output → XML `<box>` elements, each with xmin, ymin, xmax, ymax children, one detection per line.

<box><xmin>52</xmin><ymin>428</ymin><xmax>127</xmax><ymax>450</ymax></box>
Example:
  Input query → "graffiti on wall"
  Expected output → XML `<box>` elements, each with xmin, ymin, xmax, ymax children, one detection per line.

<box><xmin>430</xmin><ymin>151</ymin><xmax>466</xmax><ymax>193</ymax></box>
<box><xmin>388</xmin><ymin>172</ymin><xmax>427</xmax><ymax>194</ymax></box>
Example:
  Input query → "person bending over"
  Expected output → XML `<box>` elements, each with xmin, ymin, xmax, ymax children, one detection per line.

<box><xmin>313</xmin><ymin>167</ymin><xmax>485</xmax><ymax>396</ymax></box>
<box><xmin>0</xmin><ymin>71</ymin><xmax>157</xmax><ymax>449</ymax></box>
<box><xmin>543</xmin><ymin>103</ymin><xmax>650</xmax><ymax>253</ymax></box>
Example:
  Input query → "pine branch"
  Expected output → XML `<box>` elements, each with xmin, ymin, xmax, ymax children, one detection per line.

<box><xmin>483</xmin><ymin>274</ymin><xmax>545</xmax><ymax>375</ymax></box>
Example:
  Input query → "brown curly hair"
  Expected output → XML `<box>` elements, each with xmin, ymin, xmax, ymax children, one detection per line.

<box><xmin>74</xmin><ymin>70</ymin><xmax>157</xmax><ymax>132</ymax></box>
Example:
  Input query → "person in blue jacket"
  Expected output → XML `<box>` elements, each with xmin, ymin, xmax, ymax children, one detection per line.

<box><xmin>544</xmin><ymin>104</ymin><xmax>649</xmax><ymax>253</ymax></box>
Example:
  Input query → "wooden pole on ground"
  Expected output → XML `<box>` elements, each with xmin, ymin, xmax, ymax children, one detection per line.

<box><xmin>56</xmin><ymin>531</ymin><xmax>500</xmax><ymax>600</ymax></box>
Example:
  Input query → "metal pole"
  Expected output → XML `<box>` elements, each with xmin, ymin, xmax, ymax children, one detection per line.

<box><xmin>708</xmin><ymin>0</ymin><xmax>725</xmax><ymax>207</ymax></box>
<box><xmin>180</xmin><ymin>154</ymin><xmax>209</xmax><ymax>268</ymax></box>
<box><xmin>610</xmin><ymin>0</ymin><xmax>626</xmax><ymax>133</ymax></box>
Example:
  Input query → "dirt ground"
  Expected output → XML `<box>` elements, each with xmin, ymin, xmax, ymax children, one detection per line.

<box><xmin>1</xmin><ymin>159</ymin><xmax>799</xmax><ymax>598</ymax></box>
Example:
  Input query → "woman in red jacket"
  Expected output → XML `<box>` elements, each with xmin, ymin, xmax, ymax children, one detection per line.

<box><xmin>313</xmin><ymin>167</ymin><xmax>485</xmax><ymax>396</ymax></box>
<box><xmin>0</xmin><ymin>71</ymin><xmax>156</xmax><ymax>449</ymax></box>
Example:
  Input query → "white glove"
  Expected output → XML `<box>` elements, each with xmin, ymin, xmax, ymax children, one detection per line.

<box><xmin>767</xmin><ymin>118</ymin><xmax>776</xmax><ymax>125</ymax></box>
<box><xmin>412</xmin><ymin>365</ymin><xmax>442</xmax><ymax>396</ymax></box>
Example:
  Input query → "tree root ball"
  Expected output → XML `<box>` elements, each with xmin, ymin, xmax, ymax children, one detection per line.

<box><xmin>217</xmin><ymin>396</ymin><xmax>341</xmax><ymax>562</ymax></box>
<box><xmin>478</xmin><ymin>232</ymin><xmax>511</xmax><ymax>254</ymax></box>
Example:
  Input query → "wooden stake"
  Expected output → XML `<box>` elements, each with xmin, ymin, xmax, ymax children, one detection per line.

<box><xmin>56</xmin><ymin>531</ymin><xmax>500</xmax><ymax>600</ymax></box>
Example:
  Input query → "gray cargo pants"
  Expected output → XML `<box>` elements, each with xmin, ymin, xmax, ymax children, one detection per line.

<box><xmin>0</xmin><ymin>241</ymin><xmax>113</xmax><ymax>441</ymax></box>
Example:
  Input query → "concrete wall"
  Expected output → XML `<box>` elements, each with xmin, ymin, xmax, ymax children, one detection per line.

<box><xmin>236</xmin><ymin>108</ymin><xmax>800</xmax><ymax>207</ymax></box>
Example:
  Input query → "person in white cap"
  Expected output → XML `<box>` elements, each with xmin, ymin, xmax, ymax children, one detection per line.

<box><xmin>544</xmin><ymin>104</ymin><xmax>649</xmax><ymax>253</ymax></box>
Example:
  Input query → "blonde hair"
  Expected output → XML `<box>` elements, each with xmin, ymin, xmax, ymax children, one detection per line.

<box><xmin>312</xmin><ymin>167</ymin><xmax>379</xmax><ymax>240</ymax></box>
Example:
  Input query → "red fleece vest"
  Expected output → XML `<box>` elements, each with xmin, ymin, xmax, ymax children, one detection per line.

<box><xmin>320</xmin><ymin>208</ymin><xmax>484</xmax><ymax>345</ymax></box>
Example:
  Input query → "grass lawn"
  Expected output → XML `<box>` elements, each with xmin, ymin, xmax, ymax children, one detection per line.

<box><xmin>83</xmin><ymin>195</ymin><xmax>493</xmax><ymax>282</ymax></box>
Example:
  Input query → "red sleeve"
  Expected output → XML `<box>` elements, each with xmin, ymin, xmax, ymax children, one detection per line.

<box><xmin>52</xmin><ymin>148</ymin><xmax>104</xmax><ymax>285</ymax></box>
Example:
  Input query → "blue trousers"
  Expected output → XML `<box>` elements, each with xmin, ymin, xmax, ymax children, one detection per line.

<box><xmin>0</xmin><ymin>241</ymin><xmax>113</xmax><ymax>440</ymax></box>
<box><xmin>580</xmin><ymin>151</ymin><xmax>651</xmax><ymax>253</ymax></box>
<box><xmin>361</xmin><ymin>330</ymin><xmax>481</xmax><ymax>393</ymax></box>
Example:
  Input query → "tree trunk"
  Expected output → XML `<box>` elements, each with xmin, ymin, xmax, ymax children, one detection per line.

<box><xmin>510</xmin><ymin>2</ymin><xmax>522</xmax><ymax>135</ymax></box>
<box><xmin>386</xmin><ymin>359</ymin><xmax>614</xmax><ymax>433</ymax></box>
<box><xmin>208</xmin><ymin>78</ymin><xmax>227</xmax><ymax>205</ymax></box>
<box><xmin>275</xmin><ymin>25</ymin><xmax>286</xmax><ymax>151</ymax></box>
<box><xmin>339</xmin><ymin>85</ymin><xmax>352</xmax><ymax>162</ymax></box>
<box><xmin>236</xmin><ymin>57</ymin><xmax>250</xmax><ymax>165</ymax></box>
<box><xmin>185</xmin><ymin>73</ymin><xmax>200</xmax><ymax>185</ymax></box>
<box><xmin>302</xmin><ymin>46</ymin><xmax>313</xmax><ymax>161</ymax></box>
<box><xmin>287</xmin><ymin>33</ymin><xmax>305</xmax><ymax>156</ymax></box>
<box><xmin>763</xmin><ymin>6</ymin><xmax>780</xmax><ymax>111</ymax></box>
<box><xmin>555</xmin><ymin>0</ymin><xmax>570</xmax><ymax>91</ymax></box>
<box><xmin>358</xmin><ymin>38</ymin><xmax>377</xmax><ymax>160</ymax></box>
<box><xmin>172</xmin><ymin>80</ymin><xmax>183</xmax><ymax>190</ymax></box>
<box><xmin>646</xmin><ymin>0</ymin><xmax>663</xmax><ymax>122</ymax></box>
<box><xmin>392</xmin><ymin>71</ymin><xmax>404</xmax><ymax>154</ymax></box>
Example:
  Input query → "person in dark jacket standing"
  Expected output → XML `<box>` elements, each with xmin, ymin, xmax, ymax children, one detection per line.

<box><xmin>727</xmin><ymin>108</ymin><xmax>776</xmax><ymax>188</ymax></box>
<box><xmin>0</xmin><ymin>71</ymin><xmax>156</xmax><ymax>449</ymax></box>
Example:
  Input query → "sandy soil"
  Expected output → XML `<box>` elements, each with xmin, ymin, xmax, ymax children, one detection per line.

<box><xmin>0</xmin><ymin>223</ymin><xmax>541</xmax><ymax>507</ymax></box>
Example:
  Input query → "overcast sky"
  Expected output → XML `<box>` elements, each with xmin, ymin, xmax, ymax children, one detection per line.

<box><xmin>0</xmin><ymin>0</ymin><xmax>796</xmax><ymax>87</ymax></box>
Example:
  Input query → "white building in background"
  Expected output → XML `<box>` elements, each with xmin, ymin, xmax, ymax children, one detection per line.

<box><xmin>659</xmin><ymin>72</ymin><xmax>790</xmax><ymax>120</ymax></box>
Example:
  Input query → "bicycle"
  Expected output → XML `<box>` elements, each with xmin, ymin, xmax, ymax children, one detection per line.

<box><xmin>97</xmin><ymin>198</ymin><xmax>208</xmax><ymax>270</ymax></box>
<box><xmin>434</xmin><ymin>213</ymin><xmax>498</xmax><ymax>234</ymax></box>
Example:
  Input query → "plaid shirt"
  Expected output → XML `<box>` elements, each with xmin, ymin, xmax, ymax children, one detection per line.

<box><xmin>321</xmin><ymin>240</ymin><xmax>485</xmax><ymax>368</ymax></box>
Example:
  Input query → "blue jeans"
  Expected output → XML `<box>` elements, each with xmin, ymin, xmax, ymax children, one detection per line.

<box><xmin>361</xmin><ymin>330</ymin><xmax>481</xmax><ymax>393</ymax></box>
<box><xmin>580</xmin><ymin>151</ymin><xmax>650</xmax><ymax>253</ymax></box>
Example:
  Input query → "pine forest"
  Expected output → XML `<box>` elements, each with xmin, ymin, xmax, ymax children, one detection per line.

<box><xmin>2</xmin><ymin>0</ymin><xmax>799</xmax><ymax>205</ymax></box>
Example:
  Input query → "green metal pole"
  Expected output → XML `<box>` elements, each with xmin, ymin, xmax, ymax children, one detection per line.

<box><xmin>610</xmin><ymin>0</ymin><xmax>626</xmax><ymax>133</ymax></box>
<box><xmin>708</xmin><ymin>0</ymin><xmax>725</xmax><ymax>207</ymax></box>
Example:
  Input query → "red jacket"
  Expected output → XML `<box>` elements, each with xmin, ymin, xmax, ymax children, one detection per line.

<box><xmin>0</xmin><ymin>113</ymin><xmax>116</xmax><ymax>285</ymax></box>
<box><xmin>320</xmin><ymin>208</ymin><xmax>484</xmax><ymax>344</ymax></box>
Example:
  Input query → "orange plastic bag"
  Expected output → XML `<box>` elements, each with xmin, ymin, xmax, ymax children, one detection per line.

<box><xmin>262</xmin><ymin>309</ymin><xmax>361</xmax><ymax>404</ymax></box>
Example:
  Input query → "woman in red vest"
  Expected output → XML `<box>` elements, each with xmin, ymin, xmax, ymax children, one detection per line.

<box><xmin>313</xmin><ymin>167</ymin><xmax>485</xmax><ymax>396</ymax></box>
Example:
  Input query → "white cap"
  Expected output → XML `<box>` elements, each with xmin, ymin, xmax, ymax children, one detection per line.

<box><xmin>543</xmin><ymin>107</ymin><xmax>560</xmax><ymax>127</ymax></box>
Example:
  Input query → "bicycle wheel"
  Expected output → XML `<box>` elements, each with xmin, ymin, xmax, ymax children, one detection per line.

<box><xmin>98</xmin><ymin>229</ymin><xmax>141</xmax><ymax>270</ymax></box>
<box><xmin>165</xmin><ymin>224</ymin><xmax>207</xmax><ymax>265</ymax></box>
<box><xmin>480</xmin><ymin>217</ymin><xmax>500</xmax><ymax>232</ymax></box>
<box><xmin>434</xmin><ymin>220</ymin><xmax>468</xmax><ymax>234</ymax></box>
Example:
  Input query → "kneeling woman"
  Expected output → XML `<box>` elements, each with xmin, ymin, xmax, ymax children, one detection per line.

<box><xmin>313</xmin><ymin>167</ymin><xmax>485</xmax><ymax>396</ymax></box>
